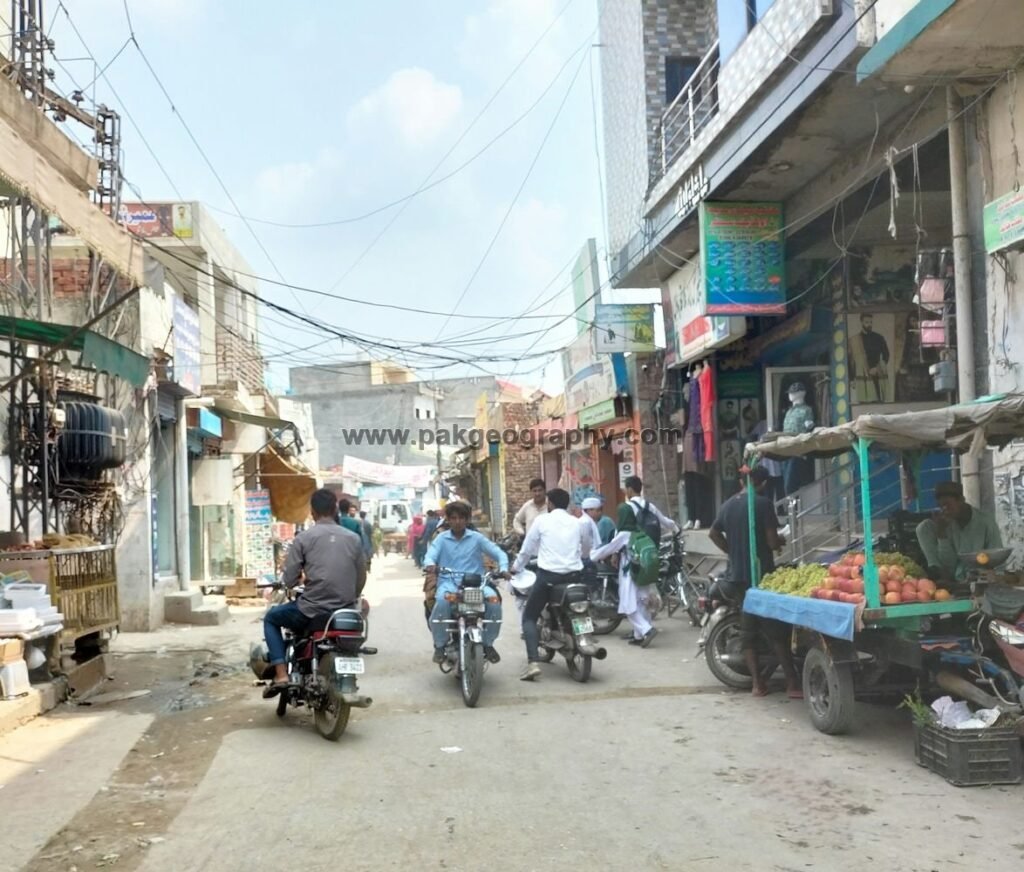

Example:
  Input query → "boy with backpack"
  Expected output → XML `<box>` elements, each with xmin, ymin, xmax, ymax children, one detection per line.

<box><xmin>588</xmin><ymin>500</ymin><xmax>667</xmax><ymax>648</ymax></box>
<box><xmin>624</xmin><ymin>475</ymin><xmax>680</xmax><ymax>548</ymax></box>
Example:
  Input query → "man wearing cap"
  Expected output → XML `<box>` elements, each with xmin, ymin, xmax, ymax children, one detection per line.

<box><xmin>578</xmin><ymin>497</ymin><xmax>603</xmax><ymax>559</ymax></box>
<box><xmin>916</xmin><ymin>481</ymin><xmax>1003</xmax><ymax>585</ymax></box>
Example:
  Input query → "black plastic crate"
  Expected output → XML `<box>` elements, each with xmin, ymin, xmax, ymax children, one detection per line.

<box><xmin>914</xmin><ymin>720</ymin><xmax>1023</xmax><ymax>787</ymax></box>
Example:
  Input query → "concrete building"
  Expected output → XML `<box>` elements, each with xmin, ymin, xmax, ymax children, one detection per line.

<box><xmin>597</xmin><ymin>0</ymin><xmax>1022</xmax><ymax>557</ymax></box>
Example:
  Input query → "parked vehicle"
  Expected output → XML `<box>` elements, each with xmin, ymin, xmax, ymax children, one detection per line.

<box><xmin>431</xmin><ymin>568</ymin><xmax>501</xmax><ymax>707</ymax></box>
<box><xmin>656</xmin><ymin>532</ymin><xmax>705</xmax><ymax>626</ymax></box>
<box><xmin>696</xmin><ymin>576</ymin><xmax>782</xmax><ymax>690</ymax></box>
<box><xmin>510</xmin><ymin>562</ymin><xmax>608</xmax><ymax>682</ymax></box>
<box><xmin>250</xmin><ymin>587</ymin><xmax>375</xmax><ymax>741</ymax></box>
<box><xmin>583</xmin><ymin>560</ymin><xmax>622</xmax><ymax>635</ymax></box>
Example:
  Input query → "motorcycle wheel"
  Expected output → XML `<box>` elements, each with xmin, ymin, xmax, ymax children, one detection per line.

<box><xmin>313</xmin><ymin>654</ymin><xmax>352</xmax><ymax>741</ymax></box>
<box><xmin>537</xmin><ymin>645</ymin><xmax>557</xmax><ymax>663</ymax></box>
<box><xmin>681</xmin><ymin>576</ymin><xmax>706</xmax><ymax>627</ymax></box>
<box><xmin>591</xmin><ymin>610</ymin><xmax>623</xmax><ymax>635</ymax></box>
<box><xmin>566</xmin><ymin>651</ymin><xmax>592</xmax><ymax>683</ymax></box>
<box><xmin>460</xmin><ymin>642</ymin><xmax>484</xmax><ymax>708</ymax></box>
<box><xmin>275</xmin><ymin>691</ymin><xmax>288</xmax><ymax>719</ymax></box>
<box><xmin>704</xmin><ymin>614</ymin><xmax>753</xmax><ymax>689</ymax></box>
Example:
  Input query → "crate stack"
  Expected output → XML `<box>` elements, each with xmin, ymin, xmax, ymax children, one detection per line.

<box><xmin>0</xmin><ymin>579</ymin><xmax>62</xmax><ymax>698</ymax></box>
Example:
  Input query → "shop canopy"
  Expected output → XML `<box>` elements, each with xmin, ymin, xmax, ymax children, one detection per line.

<box><xmin>259</xmin><ymin>443</ymin><xmax>317</xmax><ymax>523</ymax></box>
<box><xmin>746</xmin><ymin>394</ymin><xmax>1024</xmax><ymax>461</ymax></box>
<box><xmin>0</xmin><ymin>315</ymin><xmax>151</xmax><ymax>387</ymax></box>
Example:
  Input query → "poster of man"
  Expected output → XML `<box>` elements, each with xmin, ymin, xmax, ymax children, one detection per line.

<box><xmin>173</xmin><ymin>203</ymin><xmax>194</xmax><ymax>239</ymax></box>
<box><xmin>848</xmin><ymin>312</ymin><xmax>894</xmax><ymax>403</ymax></box>
<box><xmin>718</xmin><ymin>399</ymin><xmax>740</xmax><ymax>438</ymax></box>
<box><xmin>720</xmin><ymin>440</ymin><xmax>741</xmax><ymax>483</ymax></box>
<box><xmin>740</xmin><ymin>398</ymin><xmax>760</xmax><ymax>439</ymax></box>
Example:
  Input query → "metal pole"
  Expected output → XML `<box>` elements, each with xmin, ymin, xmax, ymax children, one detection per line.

<box><xmin>858</xmin><ymin>438</ymin><xmax>880</xmax><ymax>608</ymax></box>
<box><xmin>947</xmin><ymin>87</ymin><xmax>980</xmax><ymax>505</ymax></box>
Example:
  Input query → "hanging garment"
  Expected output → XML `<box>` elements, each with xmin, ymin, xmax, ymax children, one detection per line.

<box><xmin>698</xmin><ymin>364</ymin><xmax>716</xmax><ymax>462</ymax></box>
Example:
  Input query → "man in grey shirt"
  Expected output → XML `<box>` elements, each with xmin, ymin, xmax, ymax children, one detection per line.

<box><xmin>263</xmin><ymin>488</ymin><xmax>366</xmax><ymax>695</ymax></box>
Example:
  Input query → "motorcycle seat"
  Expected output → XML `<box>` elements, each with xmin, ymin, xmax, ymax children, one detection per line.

<box><xmin>548</xmin><ymin>579</ymin><xmax>587</xmax><ymax>605</ymax></box>
<box><xmin>982</xmin><ymin>584</ymin><xmax>1024</xmax><ymax>622</ymax></box>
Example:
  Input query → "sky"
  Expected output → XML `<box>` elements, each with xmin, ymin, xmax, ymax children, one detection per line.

<box><xmin>46</xmin><ymin>0</ymin><xmax>659</xmax><ymax>395</ymax></box>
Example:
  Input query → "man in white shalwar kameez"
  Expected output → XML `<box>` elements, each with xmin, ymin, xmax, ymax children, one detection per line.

<box><xmin>588</xmin><ymin>503</ymin><xmax>658</xmax><ymax>648</ymax></box>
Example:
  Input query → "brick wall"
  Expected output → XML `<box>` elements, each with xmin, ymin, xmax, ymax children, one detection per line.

<box><xmin>497</xmin><ymin>402</ymin><xmax>542</xmax><ymax>533</ymax></box>
<box><xmin>0</xmin><ymin>257</ymin><xmax>133</xmax><ymax>300</ymax></box>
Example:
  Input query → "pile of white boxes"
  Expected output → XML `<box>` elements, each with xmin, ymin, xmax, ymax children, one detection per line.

<box><xmin>1</xmin><ymin>581</ymin><xmax>63</xmax><ymax>698</ymax></box>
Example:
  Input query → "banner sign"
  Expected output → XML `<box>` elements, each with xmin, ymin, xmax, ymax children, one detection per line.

<box><xmin>342</xmin><ymin>455</ymin><xmax>432</xmax><ymax>489</ymax></box>
<box><xmin>593</xmin><ymin>304</ymin><xmax>657</xmax><ymax>353</ymax></box>
<box><xmin>699</xmin><ymin>202</ymin><xmax>786</xmax><ymax>314</ymax></box>
<box><xmin>118</xmin><ymin>202</ymin><xmax>194</xmax><ymax>239</ymax></box>
<box><xmin>172</xmin><ymin>296</ymin><xmax>201</xmax><ymax>395</ymax></box>
<box><xmin>983</xmin><ymin>189</ymin><xmax>1024</xmax><ymax>254</ymax></box>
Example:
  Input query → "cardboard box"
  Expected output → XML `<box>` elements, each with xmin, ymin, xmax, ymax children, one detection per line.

<box><xmin>225</xmin><ymin>577</ymin><xmax>258</xmax><ymax>598</ymax></box>
<box><xmin>0</xmin><ymin>637</ymin><xmax>24</xmax><ymax>666</ymax></box>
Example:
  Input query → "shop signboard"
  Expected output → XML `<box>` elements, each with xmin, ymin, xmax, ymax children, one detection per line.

<box><xmin>593</xmin><ymin>304</ymin><xmax>656</xmax><ymax>353</ymax></box>
<box><xmin>172</xmin><ymin>297</ymin><xmax>201</xmax><ymax>396</ymax></box>
<box><xmin>618</xmin><ymin>461</ymin><xmax>635</xmax><ymax>487</ymax></box>
<box><xmin>699</xmin><ymin>202</ymin><xmax>786</xmax><ymax>314</ymax></box>
<box><xmin>561</xmin><ymin>333</ymin><xmax>627</xmax><ymax>414</ymax></box>
<box><xmin>578</xmin><ymin>398</ymin><xmax>618</xmax><ymax>428</ymax></box>
<box><xmin>983</xmin><ymin>189</ymin><xmax>1024</xmax><ymax>254</ymax></box>
<box><xmin>244</xmin><ymin>489</ymin><xmax>274</xmax><ymax>577</ymax></box>
<box><xmin>679</xmin><ymin>314</ymin><xmax>746</xmax><ymax>363</ymax></box>
<box><xmin>571</xmin><ymin>239</ymin><xmax>602</xmax><ymax>336</ymax></box>
<box><xmin>118</xmin><ymin>202</ymin><xmax>194</xmax><ymax>239</ymax></box>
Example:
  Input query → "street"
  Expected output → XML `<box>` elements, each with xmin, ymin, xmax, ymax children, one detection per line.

<box><xmin>1</xmin><ymin>554</ymin><xmax>1021</xmax><ymax>872</ymax></box>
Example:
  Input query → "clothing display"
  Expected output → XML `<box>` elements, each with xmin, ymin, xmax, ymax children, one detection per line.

<box><xmin>697</xmin><ymin>364</ymin><xmax>716</xmax><ymax>462</ymax></box>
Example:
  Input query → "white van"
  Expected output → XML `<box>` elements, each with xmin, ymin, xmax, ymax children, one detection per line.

<box><xmin>368</xmin><ymin>500</ymin><xmax>411</xmax><ymax>534</ymax></box>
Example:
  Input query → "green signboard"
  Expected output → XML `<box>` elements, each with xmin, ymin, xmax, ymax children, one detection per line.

<box><xmin>717</xmin><ymin>370</ymin><xmax>761</xmax><ymax>400</ymax></box>
<box><xmin>983</xmin><ymin>189</ymin><xmax>1024</xmax><ymax>254</ymax></box>
<box><xmin>699</xmin><ymin>202</ymin><xmax>786</xmax><ymax>315</ymax></box>
<box><xmin>578</xmin><ymin>398</ymin><xmax>618</xmax><ymax>428</ymax></box>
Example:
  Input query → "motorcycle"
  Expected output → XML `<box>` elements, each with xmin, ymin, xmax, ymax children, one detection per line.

<box><xmin>696</xmin><ymin>575</ymin><xmax>779</xmax><ymax>689</ymax></box>
<box><xmin>510</xmin><ymin>561</ymin><xmax>608</xmax><ymax>682</ymax></box>
<box><xmin>583</xmin><ymin>560</ymin><xmax>622</xmax><ymax>635</ymax></box>
<box><xmin>250</xmin><ymin>586</ymin><xmax>376</xmax><ymax>741</ymax></box>
<box><xmin>431</xmin><ymin>568</ymin><xmax>501</xmax><ymax>707</ymax></box>
<box><xmin>656</xmin><ymin>532</ymin><xmax>705</xmax><ymax>626</ymax></box>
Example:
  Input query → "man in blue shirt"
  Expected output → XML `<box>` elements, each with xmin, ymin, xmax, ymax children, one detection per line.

<box><xmin>423</xmin><ymin>501</ymin><xmax>508</xmax><ymax>665</ymax></box>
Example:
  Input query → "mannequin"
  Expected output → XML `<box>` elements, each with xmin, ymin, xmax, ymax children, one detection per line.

<box><xmin>782</xmin><ymin>381</ymin><xmax>815</xmax><ymax>495</ymax></box>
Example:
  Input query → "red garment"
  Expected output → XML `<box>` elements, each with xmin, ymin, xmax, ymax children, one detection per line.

<box><xmin>407</xmin><ymin>517</ymin><xmax>425</xmax><ymax>553</ymax></box>
<box><xmin>698</xmin><ymin>365</ymin><xmax>715</xmax><ymax>462</ymax></box>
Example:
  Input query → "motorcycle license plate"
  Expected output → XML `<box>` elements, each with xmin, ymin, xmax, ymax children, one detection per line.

<box><xmin>571</xmin><ymin>617</ymin><xmax>594</xmax><ymax>635</ymax></box>
<box><xmin>334</xmin><ymin>656</ymin><xmax>365</xmax><ymax>675</ymax></box>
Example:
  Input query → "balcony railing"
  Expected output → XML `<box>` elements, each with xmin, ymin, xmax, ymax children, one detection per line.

<box><xmin>657</xmin><ymin>42</ymin><xmax>720</xmax><ymax>179</ymax></box>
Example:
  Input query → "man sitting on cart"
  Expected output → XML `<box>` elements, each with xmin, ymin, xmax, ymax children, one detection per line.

<box><xmin>709</xmin><ymin>466</ymin><xmax>802</xmax><ymax>699</ymax></box>
<box><xmin>916</xmin><ymin>481</ymin><xmax>1003</xmax><ymax>586</ymax></box>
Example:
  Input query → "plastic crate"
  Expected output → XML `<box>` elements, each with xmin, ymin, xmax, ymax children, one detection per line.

<box><xmin>914</xmin><ymin>720</ymin><xmax>1023</xmax><ymax>787</ymax></box>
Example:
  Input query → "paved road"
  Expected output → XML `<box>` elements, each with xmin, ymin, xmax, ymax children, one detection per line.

<box><xmin>4</xmin><ymin>554</ymin><xmax>1023</xmax><ymax>872</ymax></box>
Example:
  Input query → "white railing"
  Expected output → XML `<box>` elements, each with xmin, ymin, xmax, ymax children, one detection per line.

<box><xmin>657</xmin><ymin>42</ymin><xmax>721</xmax><ymax>179</ymax></box>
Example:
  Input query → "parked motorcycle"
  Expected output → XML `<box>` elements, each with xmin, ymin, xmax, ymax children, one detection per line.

<box><xmin>583</xmin><ymin>560</ymin><xmax>622</xmax><ymax>635</ymax></box>
<box><xmin>510</xmin><ymin>562</ymin><xmax>608</xmax><ymax>682</ymax></box>
<box><xmin>431</xmin><ymin>568</ymin><xmax>502</xmax><ymax>707</ymax></box>
<box><xmin>696</xmin><ymin>576</ymin><xmax>779</xmax><ymax>690</ymax></box>
<box><xmin>250</xmin><ymin>586</ymin><xmax>375</xmax><ymax>741</ymax></box>
<box><xmin>656</xmin><ymin>532</ymin><xmax>705</xmax><ymax>626</ymax></box>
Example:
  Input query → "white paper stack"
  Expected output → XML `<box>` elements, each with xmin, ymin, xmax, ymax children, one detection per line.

<box><xmin>0</xmin><ymin>608</ymin><xmax>42</xmax><ymax>633</ymax></box>
<box><xmin>4</xmin><ymin>583</ymin><xmax>50</xmax><ymax>611</ymax></box>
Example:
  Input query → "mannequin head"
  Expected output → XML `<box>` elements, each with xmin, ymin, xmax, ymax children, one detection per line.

<box><xmin>788</xmin><ymin>381</ymin><xmax>807</xmax><ymax>406</ymax></box>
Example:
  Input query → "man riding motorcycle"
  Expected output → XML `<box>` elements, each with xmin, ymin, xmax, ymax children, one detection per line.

<box><xmin>263</xmin><ymin>488</ymin><xmax>367</xmax><ymax>696</ymax></box>
<box><xmin>423</xmin><ymin>501</ymin><xmax>509</xmax><ymax>665</ymax></box>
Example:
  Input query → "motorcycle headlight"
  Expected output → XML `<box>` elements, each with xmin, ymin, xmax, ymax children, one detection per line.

<box><xmin>459</xmin><ymin>602</ymin><xmax>486</xmax><ymax>613</ymax></box>
<box><xmin>568</xmin><ymin>601</ymin><xmax>589</xmax><ymax>614</ymax></box>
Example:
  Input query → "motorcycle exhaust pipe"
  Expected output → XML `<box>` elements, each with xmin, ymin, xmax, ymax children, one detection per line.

<box><xmin>577</xmin><ymin>641</ymin><xmax>607</xmax><ymax>659</ymax></box>
<box><xmin>341</xmin><ymin>693</ymin><xmax>374</xmax><ymax>708</ymax></box>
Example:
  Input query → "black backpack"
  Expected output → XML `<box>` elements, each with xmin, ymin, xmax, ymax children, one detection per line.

<box><xmin>632</xmin><ymin>499</ymin><xmax>662</xmax><ymax>547</ymax></box>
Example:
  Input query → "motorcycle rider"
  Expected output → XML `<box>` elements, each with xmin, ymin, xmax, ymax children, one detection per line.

<box><xmin>578</xmin><ymin>496</ymin><xmax>603</xmax><ymax>560</ymax></box>
<box><xmin>263</xmin><ymin>488</ymin><xmax>366</xmax><ymax>696</ymax></box>
<box><xmin>511</xmin><ymin>487</ymin><xmax>584</xmax><ymax>681</ymax></box>
<box><xmin>423</xmin><ymin>501</ymin><xmax>509</xmax><ymax>665</ymax></box>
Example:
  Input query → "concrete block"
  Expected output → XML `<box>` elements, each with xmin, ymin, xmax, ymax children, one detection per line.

<box><xmin>164</xmin><ymin>590</ymin><xmax>202</xmax><ymax>623</ymax></box>
<box><xmin>190</xmin><ymin>604</ymin><xmax>230</xmax><ymax>626</ymax></box>
<box><xmin>0</xmin><ymin>677</ymin><xmax>66</xmax><ymax>739</ymax></box>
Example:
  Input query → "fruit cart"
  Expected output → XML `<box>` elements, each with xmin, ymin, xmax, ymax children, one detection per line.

<box><xmin>742</xmin><ymin>395</ymin><xmax>1024</xmax><ymax>734</ymax></box>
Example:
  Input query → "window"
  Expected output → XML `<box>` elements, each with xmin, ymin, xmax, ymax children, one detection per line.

<box><xmin>665</xmin><ymin>56</ymin><xmax>700</xmax><ymax>105</ymax></box>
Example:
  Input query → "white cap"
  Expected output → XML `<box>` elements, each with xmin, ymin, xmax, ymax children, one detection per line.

<box><xmin>581</xmin><ymin>497</ymin><xmax>602</xmax><ymax>510</ymax></box>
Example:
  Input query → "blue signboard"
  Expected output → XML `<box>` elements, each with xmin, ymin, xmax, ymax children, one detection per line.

<box><xmin>700</xmin><ymin>201</ymin><xmax>786</xmax><ymax>315</ymax></box>
<box><xmin>172</xmin><ymin>297</ymin><xmax>201</xmax><ymax>396</ymax></box>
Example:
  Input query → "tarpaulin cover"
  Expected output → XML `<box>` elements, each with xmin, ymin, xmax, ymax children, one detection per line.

<box><xmin>746</xmin><ymin>394</ymin><xmax>1024</xmax><ymax>461</ymax></box>
<box><xmin>743</xmin><ymin>589</ymin><xmax>856</xmax><ymax>641</ymax></box>
<box><xmin>259</xmin><ymin>444</ymin><xmax>316</xmax><ymax>523</ymax></box>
